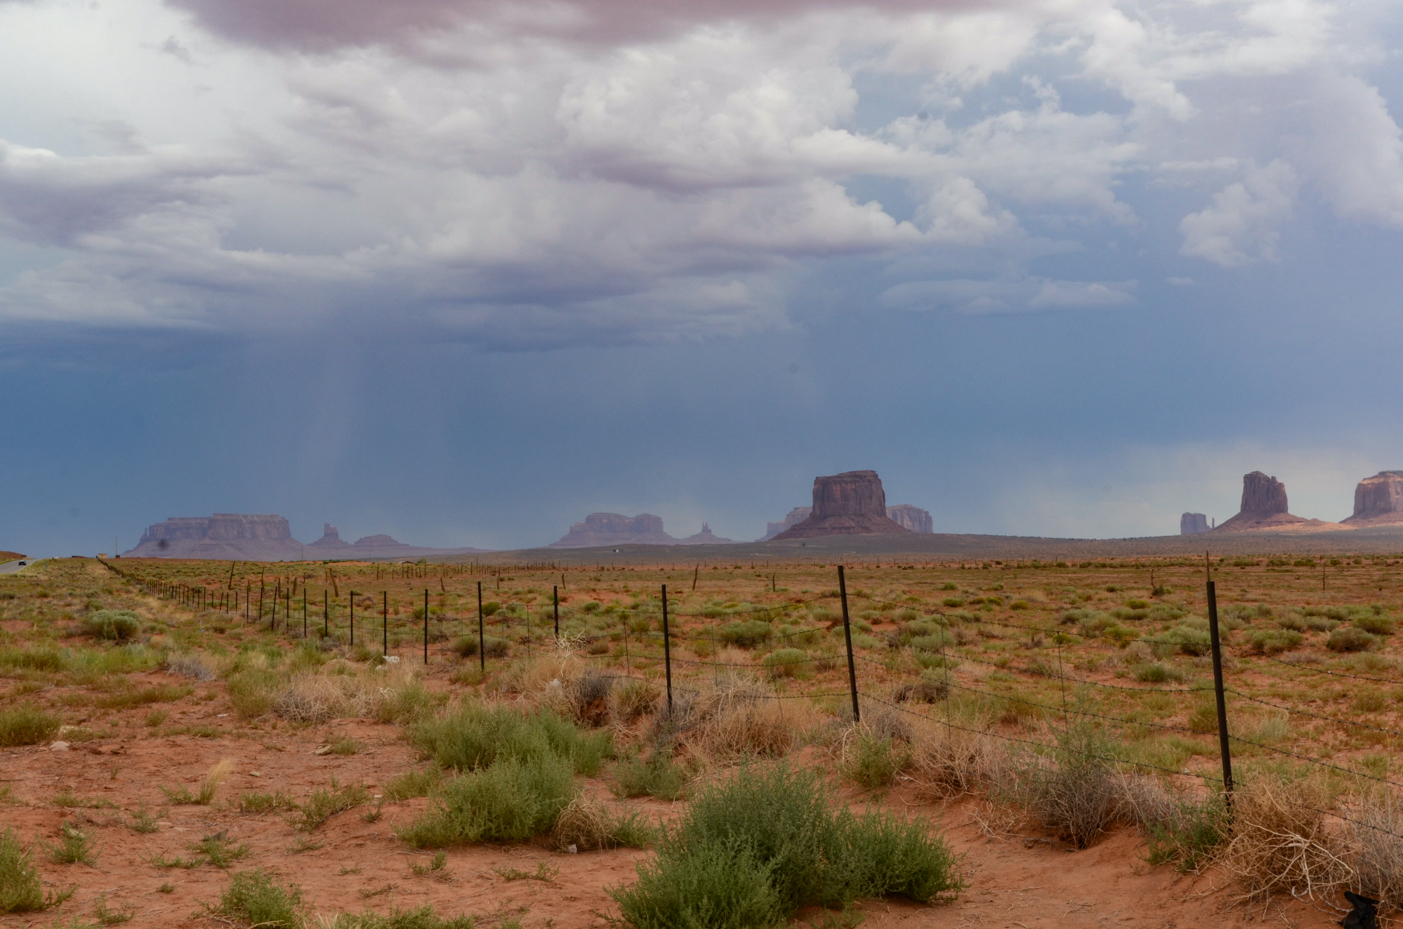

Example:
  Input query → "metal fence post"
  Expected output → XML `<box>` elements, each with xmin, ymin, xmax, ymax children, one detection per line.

<box><xmin>838</xmin><ymin>565</ymin><xmax>859</xmax><ymax>723</ymax></box>
<box><xmin>478</xmin><ymin>581</ymin><xmax>485</xmax><ymax>672</ymax></box>
<box><xmin>661</xmin><ymin>583</ymin><xmax>673</xmax><ymax>714</ymax></box>
<box><xmin>1207</xmin><ymin>579</ymin><xmax>1235</xmax><ymax>808</ymax></box>
<box><xmin>553</xmin><ymin>586</ymin><xmax>559</xmax><ymax>638</ymax></box>
<box><xmin>424</xmin><ymin>589</ymin><xmax>429</xmax><ymax>664</ymax></box>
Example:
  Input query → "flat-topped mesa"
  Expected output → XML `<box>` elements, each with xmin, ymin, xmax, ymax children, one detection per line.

<box><xmin>887</xmin><ymin>504</ymin><xmax>933</xmax><ymax>534</ymax></box>
<box><xmin>677</xmin><ymin>523</ymin><xmax>734</xmax><ymax>545</ymax></box>
<box><xmin>771</xmin><ymin>471</ymin><xmax>912</xmax><ymax>540</ymax></box>
<box><xmin>1180</xmin><ymin>513</ymin><xmax>1211</xmax><ymax>535</ymax></box>
<box><xmin>1344</xmin><ymin>471</ymin><xmax>1403</xmax><ymax>525</ymax></box>
<box><xmin>125</xmin><ymin>514</ymin><xmax>303</xmax><ymax>560</ymax></box>
<box><xmin>549</xmin><ymin>513</ymin><xmax>678</xmax><ymax>548</ymax></box>
<box><xmin>1214</xmin><ymin>472</ymin><xmax>1309</xmax><ymax>531</ymax></box>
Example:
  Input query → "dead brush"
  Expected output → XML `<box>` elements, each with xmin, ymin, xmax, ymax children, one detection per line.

<box><xmin>1341</xmin><ymin>790</ymin><xmax>1403</xmax><ymax>911</ymax></box>
<box><xmin>608</xmin><ymin>678</ymin><xmax>660</xmax><ymax>724</ymax></box>
<box><xmin>569</xmin><ymin>670</ymin><xmax>614</xmax><ymax>728</ymax></box>
<box><xmin>1005</xmin><ymin>722</ymin><xmax>1125</xmax><ymax>849</ymax></box>
<box><xmin>676</xmin><ymin>674</ymin><xmax>794</xmax><ymax>763</ymax></box>
<box><xmin>1221</xmin><ymin>778</ymin><xmax>1353</xmax><ymax>905</ymax></box>
<box><xmin>272</xmin><ymin>666</ymin><xmax>421</xmax><ymax>723</ymax></box>
<box><xmin>552</xmin><ymin>796</ymin><xmax>612</xmax><ymax>851</ymax></box>
<box><xmin>909</xmin><ymin>724</ymin><xmax>1007</xmax><ymax>800</ymax></box>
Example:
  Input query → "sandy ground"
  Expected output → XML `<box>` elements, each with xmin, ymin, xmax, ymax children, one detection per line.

<box><xmin>0</xmin><ymin>692</ymin><xmax>1335</xmax><ymax>929</ymax></box>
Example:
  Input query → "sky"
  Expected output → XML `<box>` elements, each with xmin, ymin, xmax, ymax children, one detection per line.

<box><xmin>4</xmin><ymin>0</ymin><xmax>1403</xmax><ymax>555</ymax></box>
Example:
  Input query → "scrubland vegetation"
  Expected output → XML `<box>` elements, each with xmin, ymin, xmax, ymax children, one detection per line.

<box><xmin>4</xmin><ymin>554</ymin><xmax>1403</xmax><ymax>925</ymax></box>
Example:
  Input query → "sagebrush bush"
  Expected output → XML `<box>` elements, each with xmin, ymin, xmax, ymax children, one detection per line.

<box><xmin>81</xmin><ymin>609</ymin><xmax>140</xmax><ymax>641</ymax></box>
<box><xmin>1243</xmin><ymin>628</ymin><xmax>1304</xmax><ymax>655</ymax></box>
<box><xmin>611</xmin><ymin>765</ymin><xmax>962</xmax><ymax>929</ymax></box>
<box><xmin>1355</xmin><ymin>614</ymin><xmax>1396</xmax><ymax>636</ymax></box>
<box><xmin>207</xmin><ymin>869</ymin><xmax>303</xmax><ymax>928</ymax></box>
<box><xmin>761</xmin><ymin>647</ymin><xmax>808</xmax><ymax>678</ymax></box>
<box><xmin>410</xmin><ymin>701</ymin><xmax>610</xmax><ymax>776</ymax></box>
<box><xmin>397</xmin><ymin>755</ymin><xmax>575</xmax><ymax>847</ymax></box>
<box><xmin>0</xmin><ymin>704</ymin><xmax>60</xmax><ymax>747</ymax></box>
<box><xmin>1328</xmin><ymin>627</ymin><xmax>1379</xmax><ymax>653</ymax></box>
<box><xmin>716</xmin><ymin>621</ymin><xmax>772</xmax><ymax>648</ymax></box>
<box><xmin>611</xmin><ymin>752</ymin><xmax>690</xmax><ymax>801</ymax></box>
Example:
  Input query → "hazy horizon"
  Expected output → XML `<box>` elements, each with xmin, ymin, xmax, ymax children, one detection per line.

<box><xmin>5</xmin><ymin>0</ymin><xmax>1403</xmax><ymax>555</ymax></box>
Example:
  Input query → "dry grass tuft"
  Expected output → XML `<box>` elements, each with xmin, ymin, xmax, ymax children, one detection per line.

<box><xmin>272</xmin><ymin>666</ymin><xmax>425</xmax><ymax>723</ymax></box>
<box><xmin>1222</xmin><ymin>778</ymin><xmax>1352</xmax><ymax>904</ymax></box>
<box><xmin>199</xmin><ymin>759</ymin><xmax>235</xmax><ymax>806</ymax></box>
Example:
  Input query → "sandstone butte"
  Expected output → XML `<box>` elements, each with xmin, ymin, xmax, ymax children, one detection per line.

<box><xmin>1180</xmin><ymin>512</ymin><xmax>1211</xmax><ymax>535</ymax></box>
<box><xmin>548</xmin><ymin>513</ymin><xmax>678</xmax><ymax>548</ymax></box>
<box><xmin>770</xmin><ymin>470</ymin><xmax>912</xmax><ymax>540</ymax></box>
<box><xmin>1342</xmin><ymin>471</ymin><xmax>1403</xmax><ymax>525</ymax></box>
<box><xmin>1212</xmin><ymin>471</ymin><xmax>1340</xmax><ymax>532</ymax></box>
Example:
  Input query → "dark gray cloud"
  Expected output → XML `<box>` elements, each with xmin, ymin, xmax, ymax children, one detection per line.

<box><xmin>165</xmin><ymin>0</ymin><xmax>996</xmax><ymax>53</ymax></box>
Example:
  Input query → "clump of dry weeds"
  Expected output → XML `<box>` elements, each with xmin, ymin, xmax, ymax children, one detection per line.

<box><xmin>1222</xmin><ymin>778</ymin><xmax>1352</xmax><ymax>905</ymax></box>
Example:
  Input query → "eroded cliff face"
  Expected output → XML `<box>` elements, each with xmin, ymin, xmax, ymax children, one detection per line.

<box><xmin>1344</xmin><ymin>472</ymin><xmax>1403</xmax><ymax>524</ymax></box>
<box><xmin>771</xmin><ymin>471</ymin><xmax>911</xmax><ymax>539</ymax></box>
<box><xmin>549</xmin><ymin>513</ymin><xmax>678</xmax><ymax>548</ymax></box>
<box><xmin>887</xmin><ymin>504</ymin><xmax>933</xmax><ymax>534</ymax></box>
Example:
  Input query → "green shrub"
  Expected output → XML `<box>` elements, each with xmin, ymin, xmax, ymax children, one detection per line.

<box><xmin>611</xmin><ymin>753</ymin><xmax>689</xmax><ymax>801</ymax></box>
<box><xmin>206</xmin><ymin>869</ymin><xmax>303</xmax><ymax>928</ymax></box>
<box><xmin>384</xmin><ymin>768</ymin><xmax>443</xmax><ymax>802</ymax></box>
<box><xmin>0</xmin><ymin>828</ymin><xmax>71</xmax><ymax>913</ymax></box>
<box><xmin>1142</xmin><ymin>790</ymin><xmax>1229</xmax><ymax>873</ymax></box>
<box><xmin>1328</xmin><ymin>627</ymin><xmax>1379</xmax><ymax>652</ymax></box>
<box><xmin>909</xmin><ymin>633</ymin><xmax>954</xmax><ymax>652</ymax></box>
<box><xmin>1355</xmin><ymin>614</ymin><xmax>1396</xmax><ymax>636</ymax></box>
<box><xmin>1243</xmin><ymin>628</ymin><xmax>1304</xmax><ymax>655</ymax></box>
<box><xmin>450</xmin><ymin>636</ymin><xmax>478</xmax><ymax>658</ymax></box>
<box><xmin>82</xmin><ymin>610</ymin><xmax>141</xmax><ymax>641</ymax></box>
<box><xmin>846</xmin><ymin>733</ymin><xmax>909</xmax><ymax>790</ymax></box>
<box><xmin>1133</xmin><ymin>663</ymin><xmax>1179</xmax><ymax>683</ymax></box>
<box><xmin>0</xmin><ymin>648</ymin><xmax>65</xmax><ymax>672</ymax></box>
<box><xmin>226</xmin><ymin>669</ymin><xmax>282</xmax><ymax>719</ymax></box>
<box><xmin>0</xmin><ymin>704</ymin><xmax>60</xmax><ymax>747</ymax></box>
<box><xmin>396</xmin><ymin>755</ymin><xmax>575</xmax><ymax>847</ymax></box>
<box><xmin>48</xmin><ymin>822</ymin><xmax>96</xmax><ymax>865</ymax></box>
<box><xmin>1160</xmin><ymin>625</ymin><xmax>1211</xmax><ymax>656</ymax></box>
<box><xmin>327</xmin><ymin>906</ymin><xmax>476</xmax><ymax>929</ymax></box>
<box><xmin>717</xmin><ymin>621</ymin><xmax>772</xmax><ymax>648</ymax></box>
<box><xmin>610</xmin><ymin>765</ymin><xmax>962</xmax><ymax>929</ymax></box>
<box><xmin>410</xmin><ymin>702</ymin><xmax>609</xmax><ymax>776</ymax></box>
<box><xmin>297</xmin><ymin>780</ymin><xmax>368</xmax><ymax>831</ymax></box>
<box><xmin>761</xmin><ymin>648</ymin><xmax>808</xmax><ymax>678</ymax></box>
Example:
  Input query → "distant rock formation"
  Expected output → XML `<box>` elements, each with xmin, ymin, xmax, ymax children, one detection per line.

<box><xmin>125</xmin><ymin>514</ymin><xmax>304</xmax><ymax>560</ymax></box>
<box><xmin>677</xmin><ymin>523</ymin><xmax>734</xmax><ymax>545</ymax></box>
<box><xmin>1344</xmin><ymin>472</ymin><xmax>1403</xmax><ymax>525</ymax></box>
<box><xmin>760</xmin><ymin>507</ymin><xmax>812</xmax><ymax>541</ymax></box>
<box><xmin>306</xmin><ymin>525</ymin><xmax>480</xmax><ymax>560</ymax></box>
<box><xmin>886</xmin><ymin>504</ymin><xmax>933</xmax><ymax>534</ymax></box>
<box><xmin>1214</xmin><ymin>472</ymin><xmax>1317</xmax><ymax>531</ymax></box>
<box><xmin>771</xmin><ymin>471</ymin><xmax>912</xmax><ymax>540</ymax></box>
<box><xmin>1180</xmin><ymin>513</ymin><xmax>1211</xmax><ymax>535</ymax></box>
<box><xmin>125</xmin><ymin>515</ymin><xmax>485</xmax><ymax>561</ymax></box>
<box><xmin>549</xmin><ymin>513</ymin><xmax>678</xmax><ymax>548</ymax></box>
